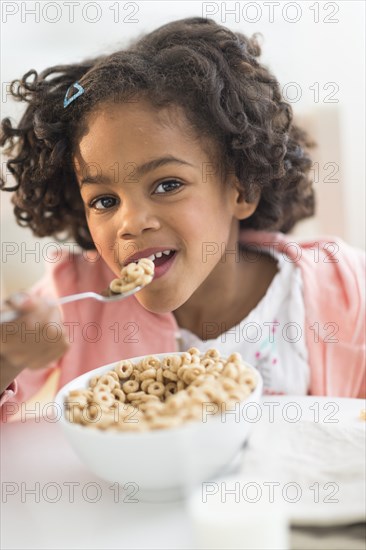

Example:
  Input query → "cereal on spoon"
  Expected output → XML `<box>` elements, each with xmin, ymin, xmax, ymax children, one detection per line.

<box><xmin>109</xmin><ymin>258</ymin><xmax>155</xmax><ymax>294</ymax></box>
<box><xmin>64</xmin><ymin>348</ymin><xmax>258</xmax><ymax>432</ymax></box>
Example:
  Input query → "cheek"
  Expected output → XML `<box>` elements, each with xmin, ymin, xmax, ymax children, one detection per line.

<box><xmin>87</xmin><ymin>219</ymin><xmax>115</xmax><ymax>258</ymax></box>
<box><xmin>177</xmin><ymin>194</ymin><xmax>219</xmax><ymax>230</ymax></box>
<box><xmin>180</xmin><ymin>193</ymin><xmax>232</xmax><ymax>245</ymax></box>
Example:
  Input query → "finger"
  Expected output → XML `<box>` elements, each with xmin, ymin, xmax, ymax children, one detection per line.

<box><xmin>4</xmin><ymin>292</ymin><xmax>35</xmax><ymax>313</ymax></box>
<box><xmin>3</xmin><ymin>334</ymin><xmax>70</xmax><ymax>371</ymax></box>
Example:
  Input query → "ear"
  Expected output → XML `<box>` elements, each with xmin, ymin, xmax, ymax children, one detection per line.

<box><xmin>231</xmin><ymin>180</ymin><xmax>260</xmax><ymax>220</ymax></box>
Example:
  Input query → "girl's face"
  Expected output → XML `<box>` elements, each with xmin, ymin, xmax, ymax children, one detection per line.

<box><xmin>74</xmin><ymin>99</ymin><xmax>256</xmax><ymax>314</ymax></box>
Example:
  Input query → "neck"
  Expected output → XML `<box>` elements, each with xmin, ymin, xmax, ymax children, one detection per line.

<box><xmin>173</xmin><ymin>233</ymin><xmax>278</xmax><ymax>341</ymax></box>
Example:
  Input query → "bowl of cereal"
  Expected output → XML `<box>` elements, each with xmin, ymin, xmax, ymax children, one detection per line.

<box><xmin>55</xmin><ymin>348</ymin><xmax>262</xmax><ymax>501</ymax></box>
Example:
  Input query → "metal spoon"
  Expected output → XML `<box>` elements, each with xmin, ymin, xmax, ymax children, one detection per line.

<box><xmin>0</xmin><ymin>283</ymin><xmax>146</xmax><ymax>324</ymax></box>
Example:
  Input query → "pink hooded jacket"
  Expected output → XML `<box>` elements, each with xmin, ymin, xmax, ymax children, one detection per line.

<box><xmin>1</xmin><ymin>230</ymin><xmax>365</xmax><ymax>420</ymax></box>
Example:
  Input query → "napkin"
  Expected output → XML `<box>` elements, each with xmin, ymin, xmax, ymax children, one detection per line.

<box><xmin>239</xmin><ymin>418</ymin><xmax>366</xmax><ymax>526</ymax></box>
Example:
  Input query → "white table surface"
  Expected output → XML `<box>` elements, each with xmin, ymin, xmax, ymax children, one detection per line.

<box><xmin>1</xmin><ymin>396</ymin><xmax>365</xmax><ymax>550</ymax></box>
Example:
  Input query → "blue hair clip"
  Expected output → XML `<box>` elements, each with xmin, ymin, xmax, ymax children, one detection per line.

<box><xmin>63</xmin><ymin>82</ymin><xmax>84</xmax><ymax>108</ymax></box>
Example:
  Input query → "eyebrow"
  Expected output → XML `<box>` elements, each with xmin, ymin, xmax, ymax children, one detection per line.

<box><xmin>79</xmin><ymin>156</ymin><xmax>194</xmax><ymax>187</ymax></box>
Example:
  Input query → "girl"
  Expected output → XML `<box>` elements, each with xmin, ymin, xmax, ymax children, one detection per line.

<box><xmin>1</xmin><ymin>17</ymin><xmax>364</xmax><ymax>419</ymax></box>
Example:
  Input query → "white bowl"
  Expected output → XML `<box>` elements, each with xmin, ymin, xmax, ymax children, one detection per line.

<box><xmin>55</xmin><ymin>353</ymin><xmax>263</xmax><ymax>501</ymax></box>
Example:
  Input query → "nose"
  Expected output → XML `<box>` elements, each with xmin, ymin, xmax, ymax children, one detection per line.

<box><xmin>116</xmin><ymin>197</ymin><xmax>160</xmax><ymax>239</ymax></box>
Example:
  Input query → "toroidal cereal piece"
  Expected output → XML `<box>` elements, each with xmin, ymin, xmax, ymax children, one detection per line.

<box><xmin>191</xmin><ymin>374</ymin><xmax>215</xmax><ymax>387</ymax></box>
<box><xmin>97</xmin><ymin>374</ymin><xmax>120</xmax><ymax>391</ymax></box>
<box><xmin>89</xmin><ymin>376</ymin><xmax>100</xmax><ymax>388</ymax></box>
<box><xmin>187</xmin><ymin>347</ymin><xmax>201</xmax><ymax>357</ymax></box>
<box><xmin>222</xmin><ymin>362</ymin><xmax>239</xmax><ymax>381</ymax></box>
<box><xmin>180</xmin><ymin>351</ymin><xmax>193</xmax><ymax>365</ymax></box>
<box><xmin>126</xmin><ymin>262</ymin><xmax>144</xmax><ymax>278</ymax></box>
<box><xmin>129</xmin><ymin>369</ymin><xmax>141</xmax><ymax>382</ymax></box>
<box><xmin>65</xmin><ymin>389</ymin><xmax>90</xmax><ymax>409</ymax></box>
<box><xmin>139</xmin><ymin>400</ymin><xmax>164</xmax><ymax>417</ymax></box>
<box><xmin>162</xmin><ymin>355</ymin><xmax>182</xmax><ymax>372</ymax></box>
<box><xmin>201</xmin><ymin>357</ymin><xmax>215</xmax><ymax>368</ymax></box>
<box><xmin>115</xmin><ymin>360</ymin><xmax>133</xmax><ymax>379</ymax></box>
<box><xmin>105</xmin><ymin>370</ymin><xmax>119</xmax><ymax>382</ymax></box>
<box><xmin>360</xmin><ymin>409</ymin><xmax>366</xmax><ymax>421</ymax></box>
<box><xmin>64</xmin><ymin>348</ymin><xmax>258</xmax><ymax>432</ymax></box>
<box><xmin>92</xmin><ymin>389</ymin><xmax>115</xmax><ymax>411</ymax></box>
<box><xmin>177</xmin><ymin>380</ymin><xmax>185</xmax><ymax>391</ymax></box>
<box><xmin>138</xmin><ymin>393</ymin><xmax>160</xmax><ymax>403</ymax></box>
<box><xmin>147</xmin><ymin>381</ymin><xmax>165</xmax><ymax>397</ymax></box>
<box><xmin>220</xmin><ymin>377</ymin><xmax>237</xmax><ymax>392</ymax></box>
<box><xmin>126</xmin><ymin>391</ymin><xmax>147</xmax><ymax>402</ymax></box>
<box><xmin>109</xmin><ymin>258</ymin><xmax>155</xmax><ymax>294</ymax></box>
<box><xmin>227</xmin><ymin>352</ymin><xmax>242</xmax><ymax>364</ymax></box>
<box><xmin>182</xmin><ymin>364</ymin><xmax>205</xmax><ymax>385</ymax></box>
<box><xmin>141</xmin><ymin>378</ymin><xmax>156</xmax><ymax>392</ymax></box>
<box><xmin>164</xmin><ymin>382</ymin><xmax>177</xmax><ymax>398</ymax></box>
<box><xmin>137</xmin><ymin>258</ymin><xmax>154</xmax><ymax>276</ymax></box>
<box><xmin>140</xmin><ymin>368</ymin><xmax>157</xmax><ymax>381</ymax></box>
<box><xmin>200</xmin><ymin>384</ymin><xmax>227</xmax><ymax>405</ymax></box>
<box><xmin>238</xmin><ymin>373</ymin><xmax>257</xmax><ymax>390</ymax></box>
<box><xmin>163</xmin><ymin>370</ymin><xmax>178</xmax><ymax>382</ymax></box>
<box><xmin>122</xmin><ymin>380</ymin><xmax>139</xmax><ymax>394</ymax></box>
<box><xmin>112</xmin><ymin>388</ymin><xmax>126</xmax><ymax>403</ymax></box>
<box><xmin>65</xmin><ymin>406</ymin><xmax>83</xmax><ymax>423</ymax></box>
<box><xmin>204</xmin><ymin>349</ymin><xmax>221</xmax><ymax>361</ymax></box>
<box><xmin>141</xmin><ymin>355</ymin><xmax>160</xmax><ymax>370</ymax></box>
<box><xmin>109</xmin><ymin>279</ymin><xmax>135</xmax><ymax>294</ymax></box>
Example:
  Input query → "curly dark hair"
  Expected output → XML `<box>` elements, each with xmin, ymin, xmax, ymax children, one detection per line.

<box><xmin>1</xmin><ymin>17</ymin><xmax>315</xmax><ymax>250</ymax></box>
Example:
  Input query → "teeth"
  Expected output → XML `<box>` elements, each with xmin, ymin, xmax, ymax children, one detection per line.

<box><xmin>131</xmin><ymin>250</ymin><xmax>174</xmax><ymax>265</ymax></box>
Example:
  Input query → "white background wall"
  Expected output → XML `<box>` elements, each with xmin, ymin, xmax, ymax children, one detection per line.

<box><xmin>1</xmin><ymin>0</ymin><xmax>365</xmax><ymax>296</ymax></box>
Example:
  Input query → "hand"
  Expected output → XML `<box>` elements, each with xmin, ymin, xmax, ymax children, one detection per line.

<box><xmin>0</xmin><ymin>292</ymin><xmax>70</xmax><ymax>375</ymax></box>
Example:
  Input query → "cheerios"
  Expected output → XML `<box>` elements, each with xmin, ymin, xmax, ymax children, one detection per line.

<box><xmin>222</xmin><ymin>362</ymin><xmax>239</xmax><ymax>380</ymax></box>
<box><xmin>141</xmin><ymin>378</ymin><xmax>156</xmax><ymax>392</ymax></box>
<box><xmin>162</xmin><ymin>355</ymin><xmax>182</xmax><ymax>372</ymax></box>
<box><xmin>141</xmin><ymin>355</ymin><xmax>160</xmax><ymax>370</ymax></box>
<box><xmin>65</xmin><ymin>348</ymin><xmax>257</xmax><ymax>432</ymax></box>
<box><xmin>227</xmin><ymin>352</ymin><xmax>242</xmax><ymax>364</ymax></box>
<box><xmin>112</xmin><ymin>388</ymin><xmax>126</xmax><ymax>403</ymax></box>
<box><xmin>204</xmin><ymin>349</ymin><xmax>221</xmax><ymax>361</ymax></box>
<box><xmin>164</xmin><ymin>382</ymin><xmax>177</xmax><ymax>398</ymax></box>
<box><xmin>126</xmin><ymin>391</ymin><xmax>147</xmax><ymax>402</ymax></box>
<box><xmin>180</xmin><ymin>352</ymin><xmax>193</xmax><ymax>365</ymax></box>
<box><xmin>140</xmin><ymin>368</ymin><xmax>157</xmax><ymax>381</ymax></box>
<box><xmin>92</xmin><ymin>391</ymin><xmax>115</xmax><ymax>410</ymax></box>
<box><xmin>147</xmin><ymin>381</ymin><xmax>165</xmax><ymax>397</ymax></box>
<box><xmin>109</xmin><ymin>258</ymin><xmax>155</xmax><ymax>295</ymax></box>
<box><xmin>201</xmin><ymin>357</ymin><xmax>215</xmax><ymax>368</ymax></box>
<box><xmin>115</xmin><ymin>360</ymin><xmax>133</xmax><ymax>379</ymax></box>
<box><xmin>163</xmin><ymin>370</ymin><xmax>178</xmax><ymax>382</ymax></box>
<box><xmin>98</xmin><ymin>374</ymin><xmax>119</xmax><ymax>391</ymax></box>
<box><xmin>122</xmin><ymin>380</ymin><xmax>140</xmax><ymax>394</ymax></box>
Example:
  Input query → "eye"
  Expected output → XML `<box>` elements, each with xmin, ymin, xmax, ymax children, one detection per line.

<box><xmin>154</xmin><ymin>180</ymin><xmax>183</xmax><ymax>194</ymax></box>
<box><xmin>89</xmin><ymin>196</ymin><xmax>118</xmax><ymax>210</ymax></box>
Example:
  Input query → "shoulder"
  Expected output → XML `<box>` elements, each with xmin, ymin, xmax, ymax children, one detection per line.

<box><xmin>291</xmin><ymin>234</ymin><xmax>365</xmax><ymax>296</ymax></box>
<box><xmin>240</xmin><ymin>229</ymin><xmax>364</xmax><ymax>272</ymax></box>
<box><xmin>240</xmin><ymin>229</ymin><xmax>365</xmax><ymax>308</ymax></box>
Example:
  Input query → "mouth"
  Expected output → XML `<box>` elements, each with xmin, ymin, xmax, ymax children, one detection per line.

<box><xmin>147</xmin><ymin>250</ymin><xmax>176</xmax><ymax>268</ymax></box>
<box><xmin>123</xmin><ymin>248</ymin><xmax>177</xmax><ymax>268</ymax></box>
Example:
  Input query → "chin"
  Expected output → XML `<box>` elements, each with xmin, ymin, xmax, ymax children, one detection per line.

<box><xmin>136</xmin><ymin>293</ymin><xmax>184</xmax><ymax>315</ymax></box>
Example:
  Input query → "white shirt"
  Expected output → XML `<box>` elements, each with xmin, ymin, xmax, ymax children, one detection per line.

<box><xmin>175</xmin><ymin>248</ymin><xmax>310</xmax><ymax>395</ymax></box>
